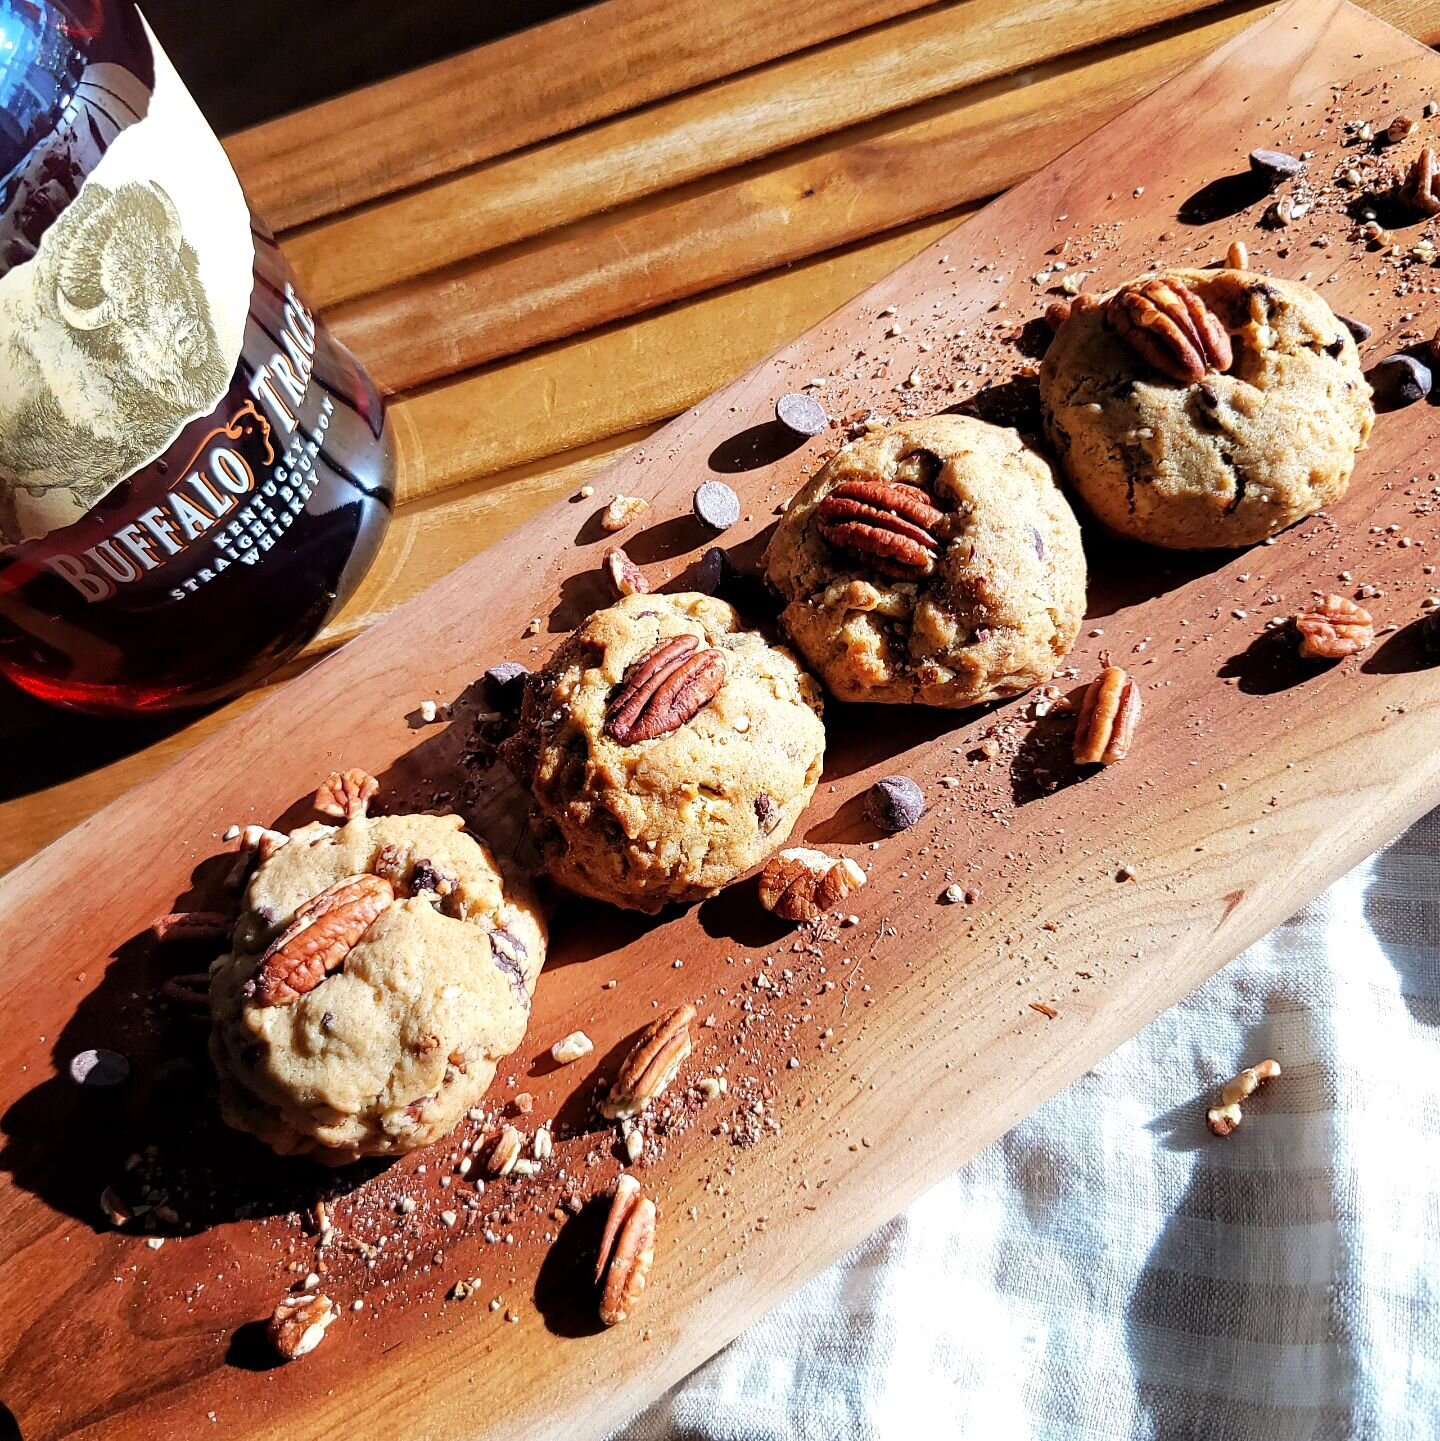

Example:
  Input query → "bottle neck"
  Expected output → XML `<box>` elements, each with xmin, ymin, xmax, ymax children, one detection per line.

<box><xmin>0</xmin><ymin>1</ymin><xmax>154</xmax><ymax>209</ymax></box>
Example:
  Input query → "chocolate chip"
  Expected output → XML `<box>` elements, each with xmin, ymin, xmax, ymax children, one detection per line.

<box><xmin>864</xmin><ymin>775</ymin><xmax>926</xmax><ymax>834</ymax></box>
<box><xmin>695</xmin><ymin>546</ymin><xmax>728</xmax><ymax>595</ymax></box>
<box><xmin>1248</xmin><ymin>148</ymin><xmax>1306</xmax><ymax>183</ymax></box>
<box><xmin>1337</xmin><ymin>314</ymin><xmax>1373</xmax><ymax>344</ymax></box>
<box><xmin>1420</xmin><ymin>609</ymin><xmax>1440</xmax><ymax>662</ymax></box>
<box><xmin>1370</xmin><ymin>353</ymin><xmax>1432</xmax><ymax>406</ymax></box>
<box><xmin>754</xmin><ymin>793</ymin><xmax>781</xmax><ymax>834</ymax></box>
<box><xmin>693</xmin><ymin>480</ymin><xmax>742</xmax><ymax>532</ymax></box>
<box><xmin>1031</xmin><ymin>527</ymin><xmax>1046</xmax><ymax>560</ymax></box>
<box><xmin>775</xmin><ymin>392</ymin><xmax>828</xmax><ymax>436</ymax></box>
<box><xmin>410</xmin><ymin>859</ymin><xmax>454</xmax><ymax>897</ymax></box>
<box><xmin>484</xmin><ymin>662</ymin><xmax>529</xmax><ymax>712</ymax></box>
<box><xmin>490</xmin><ymin>929</ymin><xmax>530</xmax><ymax>1006</ymax></box>
<box><xmin>67</xmin><ymin>1048</ymin><xmax>129</xmax><ymax>1089</ymax></box>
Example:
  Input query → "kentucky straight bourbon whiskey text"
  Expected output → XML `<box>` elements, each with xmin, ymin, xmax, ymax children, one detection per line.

<box><xmin>0</xmin><ymin>0</ymin><xmax>395</xmax><ymax>712</ymax></box>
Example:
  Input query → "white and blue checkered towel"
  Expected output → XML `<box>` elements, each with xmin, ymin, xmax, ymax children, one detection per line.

<box><xmin>618</xmin><ymin>809</ymin><xmax>1440</xmax><ymax>1440</ymax></box>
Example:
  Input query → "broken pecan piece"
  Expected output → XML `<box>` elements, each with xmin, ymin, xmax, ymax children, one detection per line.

<box><xmin>484</xmin><ymin>1123</ymin><xmax>524</xmax><ymax>1177</ymax></box>
<box><xmin>601</xmin><ymin>494</ymin><xmax>649</xmax><ymax>532</ymax></box>
<box><xmin>758</xmin><ymin>847</ymin><xmax>867</xmax><ymax>924</ymax></box>
<box><xmin>1107</xmin><ymin>278</ymin><xmax>1233</xmax><ymax>384</ymax></box>
<box><xmin>600</xmin><ymin>1005</ymin><xmax>696</xmax><ymax>1119</ymax></box>
<box><xmin>314</xmin><ymin>768</ymin><xmax>379</xmax><ymax>821</ymax></box>
<box><xmin>1401</xmin><ymin>146</ymin><xmax>1440</xmax><ymax>215</ymax></box>
<box><xmin>603</xmin><ymin>545</ymin><xmax>649</xmax><ymax>598</ymax></box>
<box><xmin>152</xmin><ymin>911</ymin><xmax>232</xmax><ymax>944</ymax></box>
<box><xmin>1073</xmin><ymin>666</ymin><xmax>1142</xmax><ymax>765</ymax></box>
<box><xmin>815</xmin><ymin>479</ymin><xmax>945</xmax><ymax>577</ymax></box>
<box><xmin>596</xmin><ymin>1174</ymin><xmax>656</xmax><ymax>1326</ymax></box>
<box><xmin>268</xmin><ymin>1291</ymin><xmax>336</xmax><ymax>1360</ymax></box>
<box><xmin>1294</xmin><ymin>594</ymin><xmax>1374</xmax><ymax>660</ymax></box>
<box><xmin>241</xmin><ymin>824</ymin><xmax>291</xmax><ymax>862</ymax></box>
<box><xmin>1207</xmin><ymin>1057</ymin><xmax>1281</xmax><ymax>1136</ymax></box>
<box><xmin>252</xmin><ymin>874</ymin><xmax>395</xmax><ymax>1005</ymax></box>
<box><xmin>604</xmin><ymin>635</ymin><xmax>726</xmax><ymax>744</ymax></box>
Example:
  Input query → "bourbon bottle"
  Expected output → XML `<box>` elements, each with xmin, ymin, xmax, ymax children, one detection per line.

<box><xmin>0</xmin><ymin>1</ymin><xmax>395</xmax><ymax>712</ymax></box>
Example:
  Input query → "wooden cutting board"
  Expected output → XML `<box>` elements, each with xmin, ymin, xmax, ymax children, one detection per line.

<box><xmin>4</xmin><ymin>1</ymin><xmax>1440</xmax><ymax>1435</ymax></box>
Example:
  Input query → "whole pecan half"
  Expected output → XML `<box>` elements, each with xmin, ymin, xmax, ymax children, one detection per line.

<box><xmin>1401</xmin><ymin>146</ymin><xmax>1440</xmax><ymax>215</ymax></box>
<box><xmin>605</xmin><ymin>635</ymin><xmax>726</xmax><ymax>744</ymax></box>
<box><xmin>596</xmin><ymin>1174</ymin><xmax>657</xmax><ymax>1326</ymax></box>
<box><xmin>1073</xmin><ymin>665</ymin><xmax>1142</xmax><ymax>765</ymax></box>
<box><xmin>815</xmin><ymin>478</ymin><xmax>945</xmax><ymax>577</ymax></box>
<box><xmin>1107</xmin><ymin>279</ymin><xmax>1234</xmax><ymax>384</ymax></box>
<box><xmin>314</xmin><ymin>768</ymin><xmax>379</xmax><ymax>821</ymax></box>
<box><xmin>600</xmin><ymin>1004</ymin><xmax>696</xmax><ymax>1119</ymax></box>
<box><xmin>1294</xmin><ymin>594</ymin><xmax>1374</xmax><ymax>660</ymax></box>
<box><xmin>758</xmin><ymin>848</ymin><xmax>867</xmax><ymax>923</ymax></box>
<box><xmin>252</xmin><ymin>874</ymin><xmax>395</xmax><ymax>1005</ymax></box>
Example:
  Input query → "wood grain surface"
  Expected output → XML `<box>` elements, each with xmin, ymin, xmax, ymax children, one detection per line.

<box><xmin>3</xmin><ymin>2</ymin><xmax>1440</xmax><ymax>1437</ymax></box>
<box><xmin>6</xmin><ymin>0</ymin><xmax>1440</xmax><ymax>870</ymax></box>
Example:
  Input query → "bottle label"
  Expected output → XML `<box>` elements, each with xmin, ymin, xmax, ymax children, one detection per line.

<box><xmin>0</xmin><ymin>17</ymin><xmax>253</xmax><ymax>549</ymax></box>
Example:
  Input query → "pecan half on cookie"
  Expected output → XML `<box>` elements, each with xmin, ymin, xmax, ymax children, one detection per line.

<box><xmin>211</xmin><ymin>811</ymin><xmax>546</xmax><ymax>1164</ymax></box>
<box><xmin>814</xmin><ymin>477</ymin><xmax>946</xmax><ymax>578</ymax></box>
<box><xmin>1106</xmin><ymin>278</ymin><xmax>1233</xmax><ymax>384</ymax></box>
<box><xmin>604</xmin><ymin>634</ymin><xmax>726</xmax><ymax>744</ymax></box>
<box><xmin>250</xmin><ymin>873</ymin><xmax>395</xmax><ymax>1004</ymax></box>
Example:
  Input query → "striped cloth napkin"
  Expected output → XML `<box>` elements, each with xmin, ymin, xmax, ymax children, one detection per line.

<box><xmin>617</xmin><ymin>809</ymin><xmax>1440</xmax><ymax>1440</ymax></box>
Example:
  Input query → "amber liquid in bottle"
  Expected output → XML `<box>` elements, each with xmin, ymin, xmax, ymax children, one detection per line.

<box><xmin>0</xmin><ymin>0</ymin><xmax>395</xmax><ymax>712</ymax></box>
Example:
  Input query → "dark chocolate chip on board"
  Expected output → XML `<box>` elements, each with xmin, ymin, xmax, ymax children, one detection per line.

<box><xmin>485</xmin><ymin>662</ymin><xmax>530</xmax><ymax>711</ymax></box>
<box><xmin>693</xmin><ymin>481</ymin><xmax>742</xmax><ymax>532</ymax></box>
<box><xmin>1248</xmin><ymin>148</ymin><xmax>1306</xmax><ymax>184</ymax></box>
<box><xmin>1370</xmin><ymin>353</ymin><xmax>1431</xmax><ymax>407</ymax></box>
<box><xmin>68</xmin><ymin>1048</ymin><xmax>130</xmax><ymax>1089</ymax></box>
<box><xmin>1337</xmin><ymin>314</ymin><xmax>1373</xmax><ymax>344</ymax></box>
<box><xmin>864</xmin><ymin>775</ymin><xmax>926</xmax><ymax>834</ymax></box>
<box><xmin>775</xmin><ymin>392</ymin><xmax>829</xmax><ymax>437</ymax></box>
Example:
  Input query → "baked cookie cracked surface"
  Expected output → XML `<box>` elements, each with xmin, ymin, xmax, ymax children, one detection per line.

<box><xmin>763</xmin><ymin>414</ymin><xmax>1087</xmax><ymax>707</ymax></box>
<box><xmin>505</xmin><ymin>591</ymin><xmax>826</xmax><ymax>913</ymax></box>
<box><xmin>1039</xmin><ymin>268</ymin><xmax>1374</xmax><ymax>549</ymax></box>
<box><xmin>209</xmin><ymin>812</ymin><xmax>545</xmax><ymax>1165</ymax></box>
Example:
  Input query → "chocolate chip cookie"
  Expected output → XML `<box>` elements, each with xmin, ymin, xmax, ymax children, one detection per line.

<box><xmin>505</xmin><ymin>592</ymin><xmax>825</xmax><ymax>913</ymax></box>
<box><xmin>764</xmin><ymin>414</ymin><xmax>1086</xmax><ymax>706</ymax></box>
<box><xmin>1040</xmin><ymin>268</ymin><xmax>1374</xmax><ymax>549</ymax></box>
<box><xmin>209</xmin><ymin>812</ymin><xmax>545</xmax><ymax>1165</ymax></box>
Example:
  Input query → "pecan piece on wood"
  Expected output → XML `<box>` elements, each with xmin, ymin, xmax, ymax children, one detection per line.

<box><xmin>1107</xmin><ymin>278</ymin><xmax>1233</xmax><ymax>384</ymax></box>
<box><xmin>152</xmin><ymin>911</ymin><xmax>232</xmax><ymax>944</ymax></box>
<box><xmin>268</xmin><ymin>1291</ymin><xmax>336</xmax><ymax>1360</ymax></box>
<box><xmin>1073</xmin><ymin>666</ymin><xmax>1142</xmax><ymax>766</ymax></box>
<box><xmin>600</xmin><ymin>1005</ymin><xmax>696</xmax><ymax>1120</ymax></box>
<box><xmin>1401</xmin><ymin>146</ymin><xmax>1440</xmax><ymax>215</ymax></box>
<box><xmin>1294</xmin><ymin>594</ymin><xmax>1374</xmax><ymax>660</ymax></box>
<box><xmin>603</xmin><ymin>545</ymin><xmax>649</xmax><ymax>598</ymax></box>
<box><xmin>251</xmin><ymin>874</ymin><xmax>395</xmax><ymax>1005</ymax></box>
<box><xmin>159</xmin><ymin>972</ymin><xmax>211</xmax><ymax>1008</ymax></box>
<box><xmin>485</xmin><ymin>1123</ymin><xmax>524</xmax><ymax>1177</ymax></box>
<box><xmin>314</xmin><ymin>768</ymin><xmax>379</xmax><ymax>821</ymax></box>
<box><xmin>601</xmin><ymin>494</ymin><xmax>649</xmax><ymax>532</ymax></box>
<box><xmin>595</xmin><ymin>1174</ymin><xmax>656</xmax><ymax>1326</ymax></box>
<box><xmin>815</xmin><ymin>478</ymin><xmax>946</xmax><ymax>577</ymax></box>
<box><xmin>604</xmin><ymin>635</ymin><xmax>726</xmax><ymax>744</ymax></box>
<box><xmin>758</xmin><ymin>848</ymin><xmax>867</xmax><ymax>924</ymax></box>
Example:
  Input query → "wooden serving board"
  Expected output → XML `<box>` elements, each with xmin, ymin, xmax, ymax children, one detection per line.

<box><xmin>4</xmin><ymin>1</ymin><xmax>1440</xmax><ymax>1435</ymax></box>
